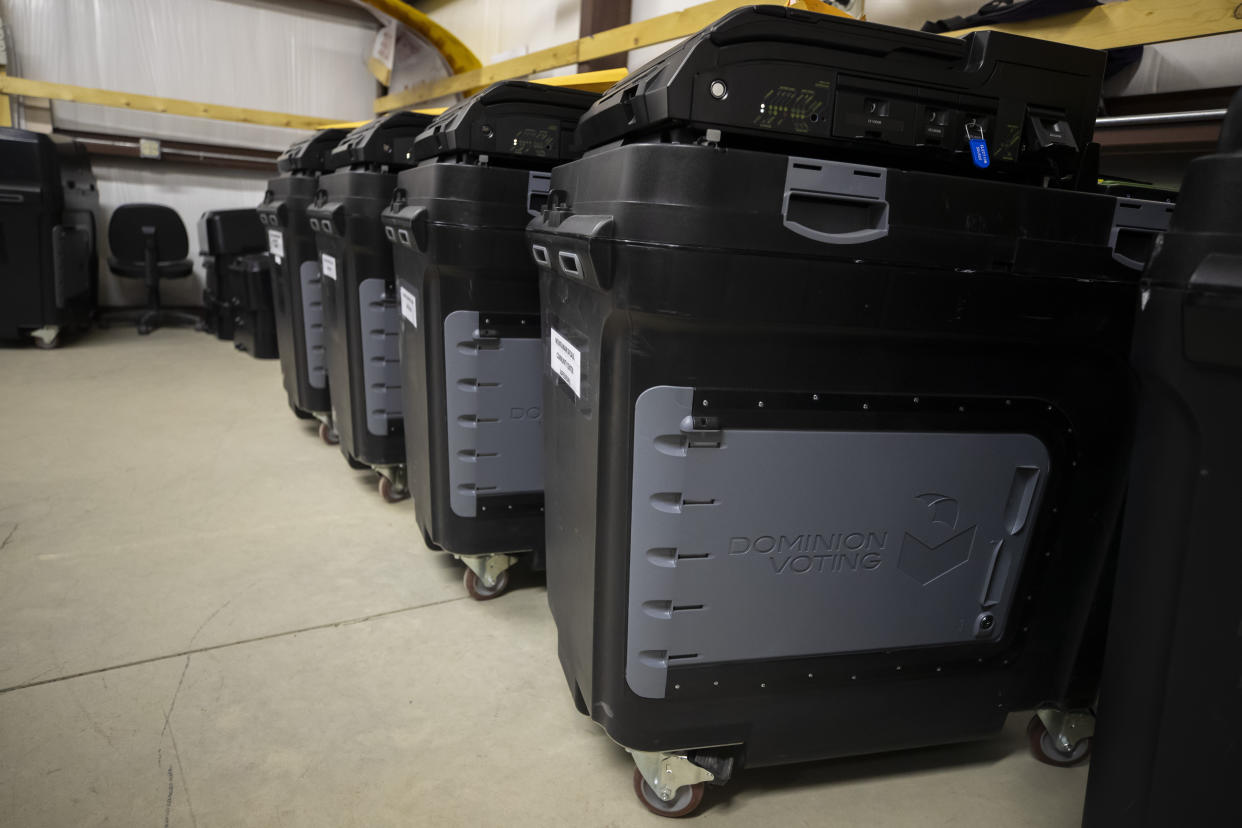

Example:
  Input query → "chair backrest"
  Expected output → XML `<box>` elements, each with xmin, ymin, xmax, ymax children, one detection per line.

<box><xmin>108</xmin><ymin>203</ymin><xmax>188</xmax><ymax>263</ymax></box>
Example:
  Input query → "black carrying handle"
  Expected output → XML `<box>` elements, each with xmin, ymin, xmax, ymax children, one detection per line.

<box><xmin>384</xmin><ymin>204</ymin><xmax>428</xmax><ymax>252</ymax></box>
<box><xmin>308</xmin><ymin>202</ymin><xmax>345</xmax><ymax>236</ymax></box>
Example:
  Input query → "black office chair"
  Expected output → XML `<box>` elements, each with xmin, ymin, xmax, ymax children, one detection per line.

<box><xmin>105</xmin><ymin>203</ymin><xmax>201</xmax><ymax>334</ymax></box>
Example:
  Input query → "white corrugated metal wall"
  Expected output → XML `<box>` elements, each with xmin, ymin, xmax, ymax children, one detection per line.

<box><xmin>1</xmin><ymin>0</ymin><xmax>384</xmax><ymax>306</ymax></box>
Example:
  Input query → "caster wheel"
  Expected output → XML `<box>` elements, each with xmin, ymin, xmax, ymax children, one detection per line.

<box><xmin>32</xmin><ymin>333</ymin><xmax>61</xmax><ymax>350</ymax></box>
<box><xmin>319</xmin><ymin>422</ymin><xmax>339</xmax><ymax>445</ymax></box>
<box><xmin>378</xmin><ymin>475</ymin><xmax>409</xmax><ymax>503</ymax></box>
<box><xmin>463</xmin><ymin>567</ymin><xmax>510</xmax><ymax>601</ymax></box>
<box><xmin>1027</xmin><ymin>714</ymin><xmax>1091</xmax><ymax>767</ymax></box>
<box><xmin>632</xmin><ymin>768</ymin><xmax>705</xmax><ymax>818</ymax></box>
<box><xmin>137</xmin><ymin>325</ymin><xmax>153</xmax><ymax>336</ymax></box>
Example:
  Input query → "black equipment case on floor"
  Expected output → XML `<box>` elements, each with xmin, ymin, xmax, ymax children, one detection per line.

<box><xmin>382</xmin><ymin>81</ymin><xmax>598</xmax><ymax>598</ymax></box>
<box><xmin>198</xmin><ymin>208</ymin><xmax>267</xmax><ymax>340</ymax></box>
<box><xmin>259</xmin><ymin>128</ymin><xmax>348</xmax><ymax>426</ymax></box>
<box><xmin>528</xmin><ymin>6</ymin><xmax>1170</xmax><ymax>815</ymax></box>
<box><xmin>307</xmin><ymin>111</ymin><xmax>433</xmax><ymax>499</ymax></box>
<box><xmin>229</xmin><ymin>252</ymin><xmax>279</xmax><ymax>359</ymax></box>
<box><xmin>0</xmin><ymin>128</ymin><xmax>98</xmax><ymax>348</ymax></box>
<box><xmin>1083</xmin><ymin>91</ymin><xmax>1242</xmax><ymax>828</ymax></box>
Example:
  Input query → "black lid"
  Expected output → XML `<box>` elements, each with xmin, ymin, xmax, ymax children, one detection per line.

<box><xmin>278</xmin><ymin>128</ymin><xmax>350</xmax><ymax>174</ymax></box>
<box><xmin>411</xmin><ymin>81</ymin><xmax>599</xmax><ymax>165</ymax></box>
<box><xmin>327</xmin><ymin>111</ymin><xmax>436</xmax><ymax>170</ymax></box>
<box><xmin>576</xmin><ymin>5</ymin><xmax>1104</xmax><ymax>182</ymax></box>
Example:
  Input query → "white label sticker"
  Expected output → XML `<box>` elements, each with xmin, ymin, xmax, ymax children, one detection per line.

<box><xmin>399</xmin><ymin>285</ymin><xmax>417</xmax><ymax>328</ymax></box>
<box><xmin>321</xmin><ymin>254</ymin><xmax>337</xmax><ymax>280</ymax></box>
<box><xmin>550</xmin><ymin>327</ymin><xmax>581</xmax><ymax>398</ymax></box>
<box><xmin>267</xmin><ymin>229</ymin><xmax>284</xmax><ymax>259</ymax></box>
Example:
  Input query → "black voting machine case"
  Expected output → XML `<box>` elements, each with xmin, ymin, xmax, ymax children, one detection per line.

<box><xmin>527</xmin><ymin>5</ymin><xmax>1172</xmax><ymax>811</ymax></box>
<box><xmin>1083</xmin><ymin>91</ymin><xmax>1242</xmax><ymax>828</ymax></box>
<box><xmin>382</xmin><ymin>81</ymin><xmax>598</xmax><ymax>597</ymax></box>
<box><xmin>0</xmin><ymin>128</ymin><xmax>99</xmax><ymax>348</ymax></box>
<box><xmin>307</xmin><ymin>111</ymin><xmax>433</xmax><ymax>495</ymax></box>
<box><xmin>259</xmin><ymin>128</ymin><xmax>348</xmax><ymax>423</ymax></box>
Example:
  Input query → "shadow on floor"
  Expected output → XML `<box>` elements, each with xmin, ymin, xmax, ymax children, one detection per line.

<box><xmin>694</xmin><ymin>722</ymin><xmax>1029</xmax><ymax>817</ymax></box>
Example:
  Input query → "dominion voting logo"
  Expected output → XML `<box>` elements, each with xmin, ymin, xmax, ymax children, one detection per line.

<box><xmin>898</xmin><ymin>493</ymin><xmax>977</xmax><ymax>585</ymax></box>
<box><xmin>726</xmin><ymin>492</ymin><xmax>979</xmax><ymax>578</ymax></box>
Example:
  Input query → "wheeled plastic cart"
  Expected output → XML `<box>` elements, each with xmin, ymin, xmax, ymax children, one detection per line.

<box><xmin>0</xmin><ymin>128</ymin><xmax>98</xmax><ymax>349</ymax></box>
<box><xmin>198</xmin><ymin>208</ymin><xmax>266</xmax><ymax>340</ymax></box>
<box><xmin>1083</xmin><ymin>90</ymin><xmax>1242</xmax><ymax>828</ymax></box>
<box><xmin>530</xmin><ymin>6</ymin><xmax>1170</xmax><ymax>816</ymax></box>
<box><xmin>382</xmin><ymin>81</ymin><xmax>597</xmax><ymax>598</ymax></box>
<box><xmin>259</xmin><ymin>128</ymin><xmax>348</xmax><ymax>439</ymax></box>
<box><xmin>307</xmin><ymin>111</ymin><xmax>433</xmax><ymax>501</ymax></box>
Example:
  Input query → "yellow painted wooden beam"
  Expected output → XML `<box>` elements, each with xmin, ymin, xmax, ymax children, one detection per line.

<box><xmin>0</xmin><ymin>75</ymin><xmax>349</xmax><ymax>130</ymax></box>
<box><xmin>352</xmin><ymin>0</ymin><xmax>482</xmax><ymax>76</ymax></box>
<box><xmin>943</xmin><ymin>0</ymin><xmax>1242</xmax><ymax>49</ymax></box>
<box><xmin>531</xmin><ymin>69</ymin><xmax>630</xmax><ymax>94</ymax></box>
<box><xmin>321</xmin><ymin>107</ymin><xmax>448</xmax><ymax>131</ymax></box>
<box><xmin>578</xmin><ymin>0</ymin><xmax>845</xmax><ymax>63</ymax></box>
<box><xmin>374</xmin><ymin>0</ymin><xmax>847</xmax><ymax>113</ymax></box>
<box><xmin>326</xmin><ymin>71</ymin><xmax>624</xmax><ymax>131</ymax></box>
<box><xmin>375</xmin><ymin>40</ymin><xmax>580</xmax><ymax>113</ymax></box>
<box><xmin>0</xmin><ymin>69</ymin><xmax>11</xmax><ymax>129</ymax></box>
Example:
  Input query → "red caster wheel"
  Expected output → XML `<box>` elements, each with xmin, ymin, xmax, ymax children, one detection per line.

<box><xmin>318</xmin><ymin>422</ymin><xmax>339</xmax><ymax>445</ymax></box>
<box><xmin>1027</xmin><ymin>714</ymin><xmax>1092</xmax><ymax>767</ymax></box>
<box><xmin>632</xmin><ymin>767</ymin><xmax>705</xmax><ymax>818</ymax></box>
<box><xmin>463</xmin><ymin>567</ymin><xmax>510</xmax><ymax>601</ymax></box>
<box><xmin>378</xmin><ymin>475</ymin><xmax>409</xmax><ymax>503</ymax></box>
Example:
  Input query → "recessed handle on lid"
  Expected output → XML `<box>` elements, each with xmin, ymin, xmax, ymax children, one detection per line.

<box><xmin>781</xmin><ymin>156</ymin><xmax>890</xmax><ymax>245</ymax></box>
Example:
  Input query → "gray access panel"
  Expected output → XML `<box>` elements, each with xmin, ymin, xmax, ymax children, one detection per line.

<box><xmin>300</xmin><ymin>261</ymin><xmax>327</xmax><ymax>390</ymax></box>
<box><xmin>443</xmin><ymin>310</ymin><xmax>545</xmax><ymax>518</ymax></box>
<box><xmin>358</xmin><ymin>278</ymin><xmax>403</xmax><ymax>437</ymax></box>
<box><xmin>626</xmin><ymin>385</ymin><xmax>1050</xmax><ymax>700</ymax></box>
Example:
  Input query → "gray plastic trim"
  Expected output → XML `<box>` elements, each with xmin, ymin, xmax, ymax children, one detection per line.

<box><xmin>1109</xmin><ymin>197</ymin><xmax>1175</xmax><ymax>270</ymax></box>
<box><xmin>300</xmin><ymin>261</ymin><xmax>327</xmax><ymax>390</ymax></box>
<box><xmin>527</xmin><ymin>171</ymin><xmax>552</xmax><ymax>218</ymax></box>
<box><xmin>558</xmin><ymin>251</ymin><xmax>582</xmax><ymax>279</ymax></box>
<box><xmin>781</xmin><ymin>156</ymin><xmax>890</xmax><ymax>245</ymax></box>
<box><xmin>358</xmin><ymin>278</ymin><xmax>403</xmax><ymax>436</ymax></box>
<box><xmin>443</xmin><ymin>311</ymin><xmax>545</xmax><ymax>518</ymax></box>
<box><xmin>625</xmin><ymin>385</ymin><xmax>1050</xmax><ymax>700</ymax></box>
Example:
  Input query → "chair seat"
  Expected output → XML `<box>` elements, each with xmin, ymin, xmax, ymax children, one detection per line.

<box><xmin>108</xmin><ymin>256</ymin><xmax>194</xmax><ymax>280</ymax></box>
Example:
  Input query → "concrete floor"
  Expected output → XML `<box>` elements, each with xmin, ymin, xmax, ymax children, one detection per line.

<box><xmin>0</xmin><ymin>328</ymin><xmax>1089</xmax><ymax>826</ymax></box>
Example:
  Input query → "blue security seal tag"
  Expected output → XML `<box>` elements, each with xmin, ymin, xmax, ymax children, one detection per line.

<box><xmin>966</xmin><ymin>121</ymin><xmax>990</xmax><ymax>169</ymax></box>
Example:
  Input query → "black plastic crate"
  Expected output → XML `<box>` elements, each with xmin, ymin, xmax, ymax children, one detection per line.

<box><xmin>198</xmin><ymin>208</ymin><xmax>266</xmax><ymax>340</ymax></box>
